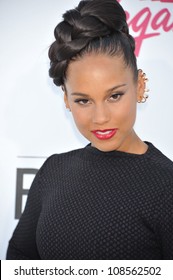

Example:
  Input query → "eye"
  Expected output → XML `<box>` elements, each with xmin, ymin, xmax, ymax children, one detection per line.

<box><xmin>109</xmin><ymin>92</ymin><xmax>124</xmax><ymax>102</ymax></box>
<box><xmin>74</xmin><ymin>98</ymin><xmax>90</xmax><ymax>105</ymax></box>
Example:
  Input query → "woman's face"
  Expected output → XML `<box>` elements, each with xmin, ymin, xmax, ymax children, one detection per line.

<box><xmin>64</xmin><ymin>53</ymin><xmax>144</xmax><ymax>152</ymax></box>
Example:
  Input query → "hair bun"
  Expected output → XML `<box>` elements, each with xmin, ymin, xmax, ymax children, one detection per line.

<box><xmin>49</xmin><ymin>0</ymin><xmax>133</xmax><ymax>86</ymax></box>
<box><xmin>79</xmin><ymin>0</ymin><xmax>127</xmax><ymax>32</ymax></box>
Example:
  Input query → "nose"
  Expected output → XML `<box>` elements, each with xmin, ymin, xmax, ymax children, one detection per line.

<box><xmin>92</xmin><ymin>103</ymin><xmax>110</xmax><ymax>125</ymax></box>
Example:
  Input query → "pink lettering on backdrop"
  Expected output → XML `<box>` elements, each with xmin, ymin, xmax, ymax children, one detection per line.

<box><xmin>152</xmin><ymin>1</ymin><xmax>173</xmax><ymax>3</ymax></box>
<box><xmin>117</xmin><ymin>0</ymin><xmax>173</xmax><ymax>56</ymax></box>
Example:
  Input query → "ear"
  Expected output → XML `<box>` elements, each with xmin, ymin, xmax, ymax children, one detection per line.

<box><xmin>136</xmin><ymin>69</ymin><xmax>146</xmax><ymax>103</ymax></box>
<box><xmin>62</xmin><ymin>86</ymin><xmax>71</xmax><ymax>111</ymax></box>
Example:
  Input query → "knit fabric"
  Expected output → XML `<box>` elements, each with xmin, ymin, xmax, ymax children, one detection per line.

<box><xmin>7</xmin><ymin>142</ymin><xmax>173</xmax><ymax>260</ymax></box>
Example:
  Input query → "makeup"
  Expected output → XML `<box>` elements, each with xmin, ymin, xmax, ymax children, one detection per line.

<box><xmin>92</xmin><ymin>129</ymin><xmax>118</xmax><ymax>140</ymax></box>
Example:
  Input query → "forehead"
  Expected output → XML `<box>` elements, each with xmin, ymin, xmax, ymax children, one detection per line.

<box><xmin>65</xmin><ymin>53</ymin><xmax>133</xmax><ymax>91</ymax></box>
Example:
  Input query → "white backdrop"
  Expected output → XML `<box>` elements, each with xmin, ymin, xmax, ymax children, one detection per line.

<box><xmin>0</xmin><ymin>0</ymin><xmax>173</xmax><ymax>259</ymax></box>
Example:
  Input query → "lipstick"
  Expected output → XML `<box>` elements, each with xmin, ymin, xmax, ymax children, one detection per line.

<box><xmin>92</xmin><ymin>129</ymin><xmax>118</xmax><ymax>140</ymax></box>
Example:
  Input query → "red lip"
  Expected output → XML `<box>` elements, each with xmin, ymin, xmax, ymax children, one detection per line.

<box><xmin>91</xmin><ymin>129</ymin><xmax>118</xmax><ymax>140</ymax></box>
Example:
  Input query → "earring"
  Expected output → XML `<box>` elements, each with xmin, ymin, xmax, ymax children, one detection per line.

<box><xmin>138</xmin><ymin>70</ymin><xmax>149</xmax><ymax>103</ymax></box>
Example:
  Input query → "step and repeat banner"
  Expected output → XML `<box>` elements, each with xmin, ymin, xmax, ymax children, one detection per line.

<box><xmin>0</xmin><ymin>0</ymin><xmax>173</xmax><ymax>260</ymax></box>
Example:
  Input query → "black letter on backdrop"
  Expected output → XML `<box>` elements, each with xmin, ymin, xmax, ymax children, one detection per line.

<box><xmin>15</xmin><ymin>168</ymin><xmax>38</xmax><ymax>219</ymax></box>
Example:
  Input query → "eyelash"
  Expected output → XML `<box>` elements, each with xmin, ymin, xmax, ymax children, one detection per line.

<box><xmin>74</xmin><ymin>92</ymin><xmax>125</xmax><ymax>105</ymax></box>
<box><xmin>109</xmin><ymin>92</ymin><xmax>124</xmax><ymax>102</ymax></box>
<box><xmin>74</xmin><ymin>99</ymin><xmax>90</xmax><ymax>105</ymax></box>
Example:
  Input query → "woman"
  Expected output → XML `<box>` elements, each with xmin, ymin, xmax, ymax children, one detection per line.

<box><xmin>7</xmin><ymin>0</ymin><xmax>173</xmax><ymax>259</ymax></box>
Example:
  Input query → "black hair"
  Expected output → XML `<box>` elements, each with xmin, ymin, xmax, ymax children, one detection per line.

<box><xmin>48</xmin><ymin>0</ymin><xmax>138</xmax><ymax>87</ymax></box>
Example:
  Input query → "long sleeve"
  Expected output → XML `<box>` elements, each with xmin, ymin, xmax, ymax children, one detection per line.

<box><xmin>159</xmin><ymin>185</ymin><xmax>173</xmax><ymax>259</ymax></box>
<box><xmin>6</xmin><ymin>164</ymin><xmax>44</xmax><ymax>259</ymax></box>
<box><xmin>6</xmin><ymin>144</ymin><xmax>173</xmax><ymax>260</ymax></box>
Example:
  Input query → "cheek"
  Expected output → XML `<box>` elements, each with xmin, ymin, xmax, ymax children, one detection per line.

<box><xmin>115</xmin><ymin>99</ymin><xmax>137</xmax><ymax>125</ymax></box>
<box><xmin>71</xmin><ymin>108</ymin><xmax>90</xmax><ymax>129</ymax></box>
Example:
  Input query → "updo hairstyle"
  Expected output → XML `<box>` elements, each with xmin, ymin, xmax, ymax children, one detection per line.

<box><xmin>48</xmin><ymin>0</ymin><xmax>138</xmax><ymax>87</ymax></box>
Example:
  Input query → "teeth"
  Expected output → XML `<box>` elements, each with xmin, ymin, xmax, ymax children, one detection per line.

<box><xmin>96</xmin><ymin>130</ymin><xmax>112</xmax><ymax>135</ymax></box>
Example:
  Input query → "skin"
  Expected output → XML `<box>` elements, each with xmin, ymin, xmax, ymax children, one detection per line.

<box><xmin>64</xmin><ymin>53</ymin><xmax>148</xmax><ymax>154</ymax></box>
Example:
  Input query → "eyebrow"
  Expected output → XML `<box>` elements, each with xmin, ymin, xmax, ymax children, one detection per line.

<box><xmin>71</xmin><ymin>84</ymin><xmax>127</xmax><ymax>97</ymax></box>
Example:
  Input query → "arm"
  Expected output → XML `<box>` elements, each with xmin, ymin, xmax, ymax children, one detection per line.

<box><xmin>6</xmin><ymin>160</ymin><xmax>48</xmax><ymax>260</ymax></box>
<box><xmin>159</xmin><ymin>186</ymin><xmax>173</xmax><ymax>259</ymax></box>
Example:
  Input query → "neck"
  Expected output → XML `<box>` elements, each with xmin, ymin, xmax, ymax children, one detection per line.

<box><xmin>117</xmin><ymin>130</ymin><xmax>148</xmax><ymax>155</ymax></box>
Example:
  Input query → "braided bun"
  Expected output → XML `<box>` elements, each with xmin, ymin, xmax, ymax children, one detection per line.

<box><xmin>48</xmin><ymin>0</ymin><xmax>137</xmax><ymax>86</ymax></box>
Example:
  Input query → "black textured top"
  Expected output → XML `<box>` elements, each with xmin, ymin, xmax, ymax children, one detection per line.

<box><xmin>7</xmin><ymin>142</ymin><xmax>173</xmax><ymax>259</ymax></box>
